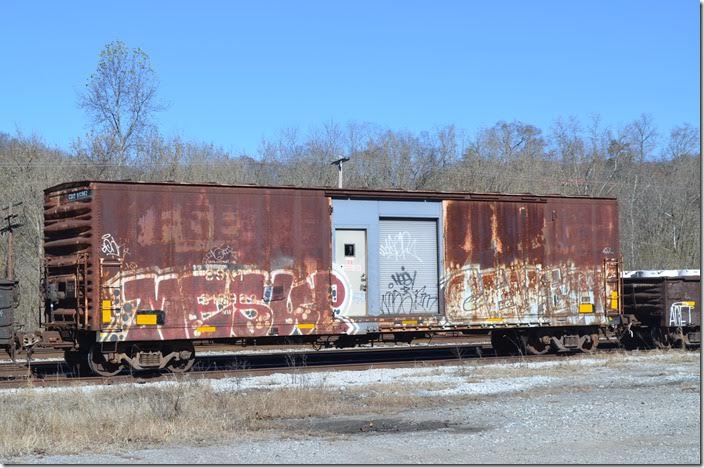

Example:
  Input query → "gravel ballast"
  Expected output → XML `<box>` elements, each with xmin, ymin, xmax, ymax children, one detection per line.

<box><xmin>6</xmin><ymin>350</ymin><xmax>700</xmax><ymax>464</ymax></box>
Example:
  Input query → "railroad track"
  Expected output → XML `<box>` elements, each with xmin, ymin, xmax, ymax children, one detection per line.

<box><xmin>0</xmin><ymin>340</ymin><xmax>636</xmax><ymax>390</ymax></box>
<box><xmin>0</xmin><ymin>341</ymin><xmax>492</xmax><ymax>386</ymax></box>
<box><xmin>2</xmin><ymin>333</ymin><xmax>495</xmax><ymax>362</ymax></box>
<box><xmin>0</xmin><ymin>334</ymin><xmax>494</xmax><ymax>371</ymax></box>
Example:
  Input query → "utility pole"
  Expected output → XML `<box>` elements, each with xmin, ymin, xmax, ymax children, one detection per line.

<box><xmin>1</xmin><ymin>202</ymin><xmax>23</xmax><ymax>281</ymax></box>
<box><xmin>330</xmin><ymin>157</ymin><xmax>350</xmax><ymax>189</ymax></box>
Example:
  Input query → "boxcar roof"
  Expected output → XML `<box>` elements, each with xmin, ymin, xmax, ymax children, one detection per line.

<box><xmin>45</xmin><ymin>180</ymin><xmax>618</xmax><ymax>202</ymax></box>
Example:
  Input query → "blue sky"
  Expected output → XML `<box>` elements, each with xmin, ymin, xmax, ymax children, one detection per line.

<box><xmin>0</xmin><ymin>0</ymin><xmax>698</xmax><ymax>156</ymax></box>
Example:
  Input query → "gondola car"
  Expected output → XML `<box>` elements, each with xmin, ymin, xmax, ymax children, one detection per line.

<box><xmin>620</xmin><ymin>270</ymin><xmax>700</xmax><ymax>348</ymax></box>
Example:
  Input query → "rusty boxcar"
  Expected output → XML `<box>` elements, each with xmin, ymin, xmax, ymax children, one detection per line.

<box><xmin>621</xmin><ymin>270</ymin><xmax>701</xmax><ymax>348</ymax></box>
<box><xmin>0</xmin><ymin>279</ymin><xmax>18</xmax><ymax>355</ymax></box>
<box><xmin>42</xmin><ymin>181</ymin><xmax>622</xmax><ymax>375</ymax></box>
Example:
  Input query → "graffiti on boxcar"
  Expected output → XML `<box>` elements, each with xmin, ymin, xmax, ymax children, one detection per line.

<box><xmin>101</xmin><ymin>233</ymin><xmax>126</xmax><ymax>259</ymax></box>
<box><xmin>331</xmin><ymin>265</ymin><xmax>352</xmax><ymax>317</ymax></box>
<box><xmin>204</xmin><ymin>245</ymin><xmax>236</xmax><ymax>264</ymax></box>
<box><xmin>381</xmin><ymin>266</ymin><xmax>438</xmax><ymax>314</ymax></box>
<box><xmin>379</xmin><ymin>231</ymin><xmax>423</xmax><ymax>262</ymax></box>
<box><xmin>442</xmin><ymin>261</ymin><xmax>602</xmax><ymax>323</ymax></box>
<box><xmin>99</xmin><ymin>264</ymin><xmax>348</xmax><ymax>342</ymax></box>
<box><xmin>390</xmin><ymin>266</ymin><xmax>416</xmax><ymax>290</ymax></box>
<box><xmin>669</xmin><ymin>301</ymin><xmax>695</xmax><ymax>327</ymax></box>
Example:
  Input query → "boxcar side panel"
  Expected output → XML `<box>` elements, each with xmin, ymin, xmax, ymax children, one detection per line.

<box><xmin>542</xmin><ymin>197</ymin><xmax>619</xmax><ymax>325</ymax></box>
<box><xmin>622</xmin><ymin>275</ymin><xmax>701</xmax><ymax>328</ymax></box>
<box><xmin>0</xmin><ymin>280</ymin><xmax>17</xmax><ymax>344</ymax></box>
<box><xmin>94</xmin><ymin>183</ymin><xmax>336</xmax><ymax>342</ymax></box>
<box><xmin>442</xmin><ymin>199</ymin><xmax>548</xmax><ymax>324</ymax></box>
<box><xmin>662</xmin><ymin>277</ymin><xmax>700</xmax><ymax>328</ymax></box>
<box><xmin>443</xmin><ymin>197</ymin><xmax>619</xmax><ymax>327</ymax></box>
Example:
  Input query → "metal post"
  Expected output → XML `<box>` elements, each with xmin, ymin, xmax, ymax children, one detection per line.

<box><xmin>6</xmin><ymin>203</ymin><xmax>13</xmax><ymax>281</ymax></box>
<box><xmin>330</xmin><ymin>157</ymin><xmax>350</xmax><ymax>189</ymax></box>
<box><xmin>1</xmin><ymin>202</ymin><xmax>23</xmax><ymax>281</ymax></box>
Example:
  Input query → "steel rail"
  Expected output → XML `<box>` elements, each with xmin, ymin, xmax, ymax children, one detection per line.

<box><xmin>0</xmin><ymin>342</ymin><xmax>644</xmax><ymax>391</ymax></box>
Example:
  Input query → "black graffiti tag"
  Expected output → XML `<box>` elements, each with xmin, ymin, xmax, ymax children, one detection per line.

<box><xmin>381</xmin><ymin>266</ymin><xmax>437</xmax><ymax>314</ymax></box>
<box><xmin>390</xmin><ymin>266</ymin><xmax>416</xmax><ymax>292</ymax></box>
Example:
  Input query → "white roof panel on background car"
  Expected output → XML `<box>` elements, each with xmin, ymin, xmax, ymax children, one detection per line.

<box><xmin>622</xmin><ymin>269</ymin><xmax>700</xmax><ymax>278</ymax></box>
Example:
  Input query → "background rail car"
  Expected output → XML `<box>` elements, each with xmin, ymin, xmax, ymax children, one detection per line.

<box><xmin>0</xmin><ymin>279</ymin><xmax>18</xmax><ymax>353</ymax></box>
<box><xmin>37</xmin><ymin>180</ymin><xmax>624</xmax><ymax>375</ymax></box>
<box><xmin>619</xmin><ymin>270</ymin><xmax>700</xmax><ymax>349</ymax></box>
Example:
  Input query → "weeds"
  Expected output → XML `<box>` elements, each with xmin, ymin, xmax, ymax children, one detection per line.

<box><xmin>0</xmin><ymin>350</ymin><xmax>697</xmax><ymax>459</ymax></box>
<box><xmin>0</xmin><ymin>377</ymin><xmax>435</xmax><ymax>459</ymax></box>
<box><xmin>285</xmin><ymin>352</ymin><xmax>308</xmax><ymax>386</ymax></box>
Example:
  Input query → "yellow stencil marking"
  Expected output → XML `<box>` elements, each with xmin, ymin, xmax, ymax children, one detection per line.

<box><xmin>297</xmin><ymin>323</ymin><xmax>315</xmax><ymax>330</ymax></box>
<box><xmin>610</xmin><ymin>290</ymin><xmax>619</xmax><ymax>309</ymax></box>
<box><xmin>196</xmin><ymin>325</ymin><xmax>216</xmax><ymax>333</ymax></box>
<box><xmin>101</xmin><ymin>300</ymin><xmax>112</xmax><ymax>323</ymax></box>
<box><xmin>136</xmin><ymin>314</ymin><xmax>157</xmax><ymax>325</ymax></box>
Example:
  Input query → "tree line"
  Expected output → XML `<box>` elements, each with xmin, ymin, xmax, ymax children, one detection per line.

<box><xmin>0</xmin><ymin>41</ymin><xmax>699</xmax><ymax>327</ymax></box>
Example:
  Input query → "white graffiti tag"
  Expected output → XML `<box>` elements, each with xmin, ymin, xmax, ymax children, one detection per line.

<box><xmin>669</xmin><ymin>301</ymin><xmax>695</xmax><ymax>326</ymax></box>
<box><xmin>101</xmin><ymin>234</ymin><xmax>122</xmax><ymax>259</ymax></box>
<box><xmin>204</xmin><ymin>245</ymin><xmax>235</xmax><ymax>264</ymax></box>
<box><xmin>379</xmin><ymin>232</ymin><xmax>422</xmax><ymax>262</ymax></box>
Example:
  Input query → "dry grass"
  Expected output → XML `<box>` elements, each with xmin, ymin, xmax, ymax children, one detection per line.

<box><xmin>0</xmin><ymin>349</ymin><xmax>698</xmax><ymax>459</ymax></box>
<box><xmin>0</xmin><ymin>377</ymin><xmax>439</xmax><ymax>459</ymax></box>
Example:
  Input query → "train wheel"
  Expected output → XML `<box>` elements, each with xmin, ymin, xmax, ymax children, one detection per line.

<box><xmin>491</xmin><ymin>331</ymin><xmax>526</xmax><ymax>356</ymax></box>
<box><xmin>651</xmin><ymin>331</ymin><xmax>671</xmax><ymax>350</ymax></box>
<box><xmin>525</xmin><ymin>334</ymin><xmax>550</xmax><ymax>355</ymax></box>
<box><xmin>664</xmin><ymin>328</ymin><xmax>687</xmax><ymax>349</ymax></box>
<box><xmin>64</xmin><ymin>350</ymin><xmax>90</xmax><ymax>377</ymax></box>
<box><xmin>579</xmin><ymin>333</ymin><xmax>599</xmax><ymax>353</ymax></box>
<box><xmin>87</xmin><ymin>345</ymin><xmax>125</xmax><ymax>377</ymax></box>
<box><xmin>167</xmin><ymin>343</ymin><xmax>196</xmax><ymax>373</ymax></box>
<box><xmin>634</xmin><ymin>328</ymin><xmax>657</xmax><ymax>350</ymax></box>
<box><xmin>672</xmin><ymin>334</ymin><xmax>685</xmax><ymax>349</ymax></box>
<box><xmin>619</xmin><ymin>328</ymin><xmax>654</xmax><ymax>350</ymax></box>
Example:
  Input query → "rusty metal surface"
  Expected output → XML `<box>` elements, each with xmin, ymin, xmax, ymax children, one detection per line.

<box><xmin>442</xmin><ymin>197</ymin><xmax>620</xmax><ymax>326</ymax></box>
<box><xmin>0</xmin><ymin>279</ymin><xmax>17</xmax><ymax>344</ymax></box>
<box><xmin>623</xmin><ymin>275</ymin><xmax>701</xmax><ymax>328</ymax></box>
<box><xmin>43</xmin><ymin>184</ymin><xmax>94</xmax><ymax>328</ymax></box>
<box><xmin>91</xmin><ymin>182</ymin><xmax>335</xmax><ymax>342</ymax></box>
<box><xmin>42</xmin><ymin>180</ymin><xmax>621</xmax><ymax>344</ymax></box>
<box><xmin>47</xmin><ymin>179</ymin><xmax>618</xmax><ymax>202</ymax></box>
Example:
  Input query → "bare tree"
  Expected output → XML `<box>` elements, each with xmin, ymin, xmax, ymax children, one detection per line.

<box><xmin>624</xmin><ymin>113</ymin><xmax>658</xmax><ymax>162</ymax></box>
<box><xmin>78</xmin><ymin>41</ymin><xmax>164</xmax><ymax>164</ymax></box>
<box><xmin>665</xmin><ymin>124</ymin><xmax>698</xmax><ymax>159</ymax></box>
<box><xmin>0</xmin><ymin>116</ymin><xmax>699</xmax><ymax>331</ymax></box>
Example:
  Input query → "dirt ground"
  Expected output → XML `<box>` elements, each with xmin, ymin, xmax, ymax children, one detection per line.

<box><xmin>4</xmin><ymin>350</ymin><xmax>701</xmax><ymax>464</ymax></box>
